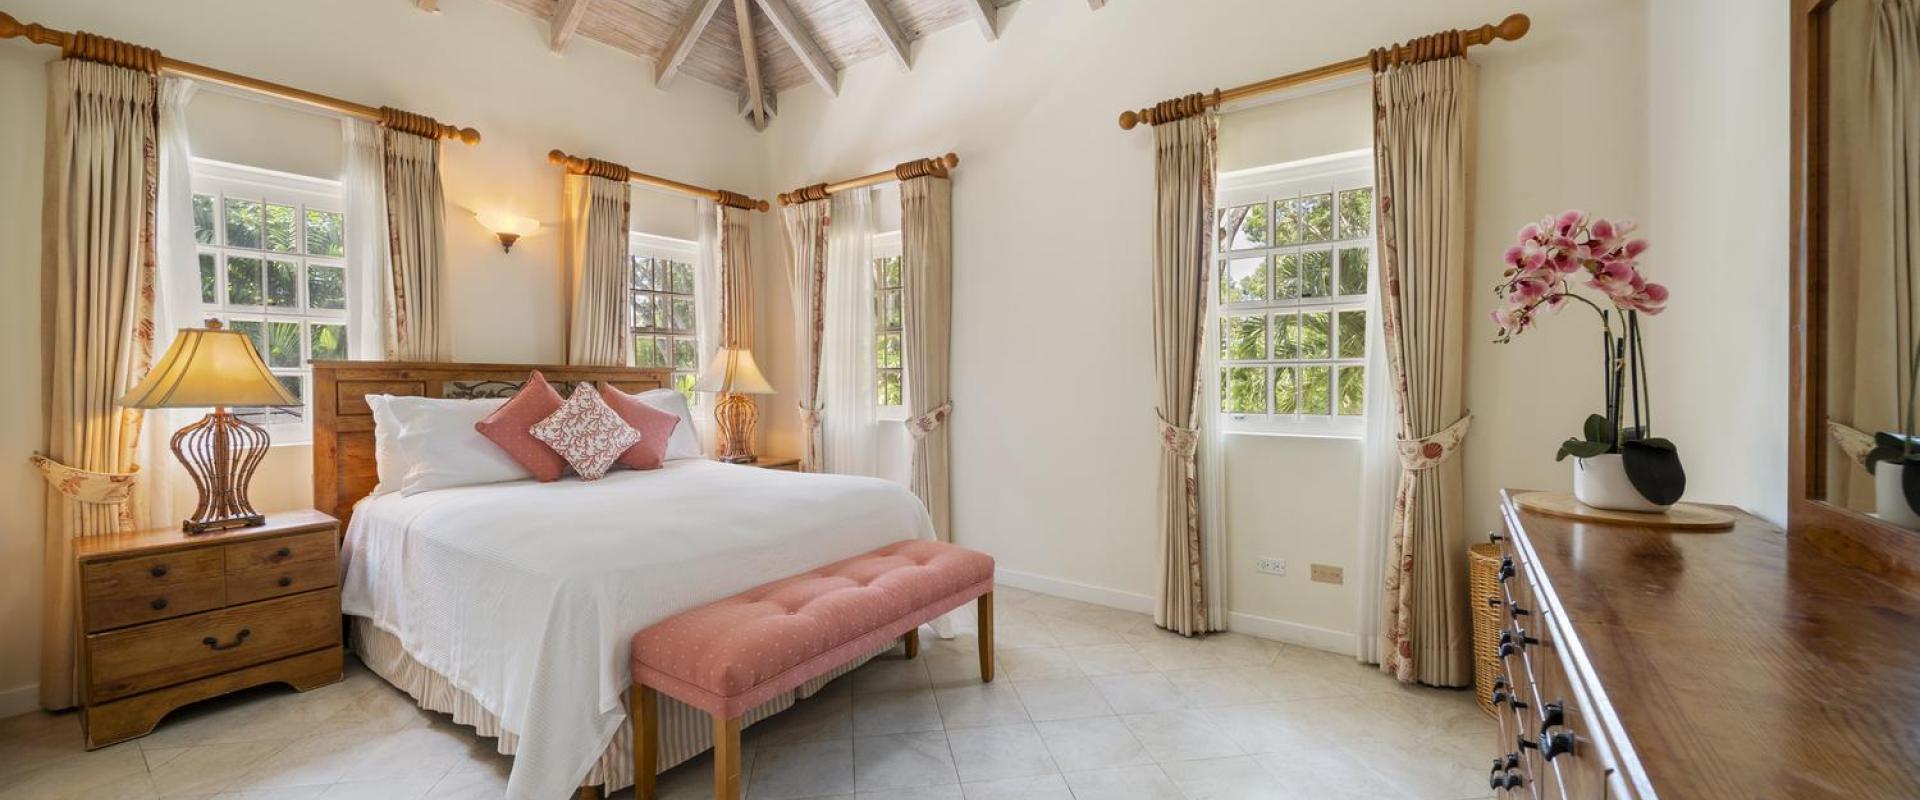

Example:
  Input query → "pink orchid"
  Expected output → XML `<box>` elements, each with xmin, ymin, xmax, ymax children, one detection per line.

<box><xmin>1489</xmin><ymin>210</ymin><xmax>1667</xmax><ymax>343</ymax></box>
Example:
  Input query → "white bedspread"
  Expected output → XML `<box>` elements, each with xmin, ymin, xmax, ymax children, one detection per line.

<box><xmin>340</xmin><ymin>460</ymin><xmax>934</xmax><ymax>800</ymax></box>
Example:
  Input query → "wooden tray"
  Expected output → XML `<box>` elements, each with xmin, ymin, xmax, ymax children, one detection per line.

<box><xmin>1513</xmin><ymin>491</ymin><xmax>1736</xmax><ymax>530</ymax></box>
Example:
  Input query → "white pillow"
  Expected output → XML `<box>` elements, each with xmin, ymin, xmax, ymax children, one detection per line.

<box><xmin>366</xmin><ymin>395</ymin><xmax>405</xmax><ymax>496</ymax></box>
<box><xmin>636</xmin><ymin>388</ymin><xmax>703</xmax><ymax>461</ymax></box>
<box><xmin>382</xmin><ymin>396</ymin><xmax>528</xmax><ymax>495</ymax></box>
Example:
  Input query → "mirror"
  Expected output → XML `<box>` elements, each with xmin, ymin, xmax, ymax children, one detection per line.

<box><xmin>1818</xmin><ymin>0</ymin><xmax>1920</xmax><ymax>529</ymax></box>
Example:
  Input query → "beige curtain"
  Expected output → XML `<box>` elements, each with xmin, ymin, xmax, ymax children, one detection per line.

<box><xmin>781</xmin><ymin>199</ymin><xmax>831</xmax><ymax>471</ymax></box>
<box><xmin>1827</xmin><ymin>0</ymin><xmax>1919</xmax><ymax>513</ymax></box>
<box><xmin>901</xmin><ymin>176</ymin><xmax>954</xmax><ymax>541</ymax></box>
<box><xmin>39</xmin><ymin>57</ymin><xmax>161</xmax><ymax>710</ymax></box>
<box><xmin>719</xmin><ymin>205</ymin><xmax>754</xmax><ymax>350</ymax></box>
<box><xmin>1374</xmin><ymin>52</ymin><xmax>1476</xmax><ymax>686</ymax></box>
<box><xmin>381</xmin><ymin>129</ymin><xmax>448</xmax><ymax>361</ymax></box>
<box><xmin>564</xmin><ymin>173</ymin><xmax>633</xmax><ymax>366</ymax></box>
<box><xmin>1149</xmin><ymin>102</ymin><xmax>1220</xmax><ymax>637</ymax></box>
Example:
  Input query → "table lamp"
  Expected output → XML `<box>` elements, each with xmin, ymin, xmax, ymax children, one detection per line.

<box><xmin>117</xmin><ymin>320</ymin><xmax>300</xmax><ymax>533</ymax></box>
<box><xmin>692</xmin><ymin>346</ymin><xmax>775</xmax><ymax>463</ymax></box>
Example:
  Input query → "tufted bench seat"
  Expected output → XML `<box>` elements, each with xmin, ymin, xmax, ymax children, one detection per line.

<box><xmin>629</xmin><ymin>539</ymin><xmax>995</xmax><ymax>800</ymax></box>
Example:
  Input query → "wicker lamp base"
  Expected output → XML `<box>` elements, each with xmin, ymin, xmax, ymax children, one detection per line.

<box><xmin>172</xmin><ymin>409</ymin><xmax>270</xmax><ymax>533</ymax></box>
<box><xmin>713</xmin><ymin>393</ymin><xmax>759</xmax><ymax>463</ymax></box>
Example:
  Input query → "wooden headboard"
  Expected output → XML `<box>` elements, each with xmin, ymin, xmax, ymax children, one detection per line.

<box><xmin>310</xmin><ymin>360</ymin><xmax>672</xmax><ymax>527</ymax></box>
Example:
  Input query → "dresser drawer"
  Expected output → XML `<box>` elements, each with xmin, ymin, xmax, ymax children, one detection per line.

<box><xmin>227</xmin><ymin>557</ymin><xmax>338</xmax><ymax>605</ymax></box>
<box><xmin>225</xmin><ymin>529</ymin><xmax>335</xmax><ymax>572</ymax></box>
<box><xmin>85</xmin><ymin>588</ymin><xmax>341</xmax><ymax>703</ymax></box>
<box><xmin>81</xmin><ymin>550</ymin><xmax>227</xmax><ymax>632</ymax></box>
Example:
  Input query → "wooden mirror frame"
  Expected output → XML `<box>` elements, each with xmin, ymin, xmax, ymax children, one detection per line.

<box><xmin>1789</xmin><ymin>0</ymin><xmax>1920</xmax><ymax>588</ymax></box>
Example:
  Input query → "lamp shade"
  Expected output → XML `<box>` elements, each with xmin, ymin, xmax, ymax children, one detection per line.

<box><xmin>691</xmin><ymin>347</ymin><xmax>775</xmax><ymax>395</ymax></box>
<box><xmin>118</xmin><ymin>326</ymin><xmax>300</xmax><ymax>409</ymax></box>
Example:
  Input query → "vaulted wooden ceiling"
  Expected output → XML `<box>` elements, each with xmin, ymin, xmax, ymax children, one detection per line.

<box><xmin>419</xmin><ymin>0</ymin><xmax>1077</xmax><ymax>129</ymax></box>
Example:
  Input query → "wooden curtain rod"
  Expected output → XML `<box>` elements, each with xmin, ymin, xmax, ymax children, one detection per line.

<box><xmin>1116</xmin><ymin>13</ymin><xmax>1531</xmax><ymax>130</ymax></box>
<box><xmin>547</xmin><ymin>149</ymin><xmax>769</xmax><ymax>212</ymax></box>
<box><xmin>0</xmin><ymin>11</ymin><xmax>480</xmax><ymax>144</ymax></box>
<box><xmin>777</xmin><ymin>152</ymin><xmax>959</xmax><ymax>206</ymax></box>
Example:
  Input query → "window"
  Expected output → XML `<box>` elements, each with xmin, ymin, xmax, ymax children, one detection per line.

<box><xmin>190</xmin><ymin>159</ymin><xmax>350</xmax><ymax>441</ymax></box>
<box><xmin>629</xmin><ymin>233</ymin><xmax>701</xmax><ymax>403</ymax></box>
<box><xmin>872</xmin><ymin>231</ymin><xmax>904</xmax><ymax>411</ymax></box>
<box><xmin>1215</xmin><ymin>151</ymin><xmax>1374</xmax><ymax>436</ymax></box>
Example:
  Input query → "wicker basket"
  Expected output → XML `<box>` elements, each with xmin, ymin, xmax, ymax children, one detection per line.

<box><xmin>1468</xmin><ymin>542</ymin><xmax>1503</xmax><ymax>716</ymax></box>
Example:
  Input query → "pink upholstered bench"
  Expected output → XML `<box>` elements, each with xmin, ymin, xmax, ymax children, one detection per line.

<box><xmin>628</xmin><ymin>539</ymin><xmax>995</xmax><ymax>800</ymax></box>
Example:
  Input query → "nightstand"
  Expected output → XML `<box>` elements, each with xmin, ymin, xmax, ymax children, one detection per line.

<box><xmin>731</xmin><ymin>456</ymin><xmax>801</xmax><ymax>471</ymax></box>
<box><xmin>74</xmin><ymin>509</ymin><xmax>344</xmax><ymax>749</ymax></box>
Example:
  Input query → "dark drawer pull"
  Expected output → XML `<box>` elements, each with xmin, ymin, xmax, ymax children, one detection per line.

<box><xmin>1539</xmin><ymin>730</ymin><xmax>1576</xmax><ymax>760</ymax></box>
<box><xmin>277</xmin><ymin>576</ymin><xmax>293</xmax><ymax>587</ymax></box>
<box><xmin>274</xmin><ymin>547</ymin><xmax>292</xmax><ymax>559</ymax></box>
<box><xmin>1495</xmin><ymin>753</ymin><xmax>1519</xmax><ymax>771</ymax></box>
<box><xmin>1491</xmin><ymin>688</ymin><xmax>1528</xmax><ymax>710</ymax></box>
<box><xmin>202</xmin><ymin>629</ymin><xmax>252</xmax><ymax>651</ymax></box>
<box><xmin>1540</xmin><ymin>701</ymin><xmax>1565</xmax><ymax>731</ymax></box>
<box><xmin>150</xmin><ymin>598</ymin><xmax>168</xmax><ymax>611</ymax></box>
<box><xmin>1488</xmin><ymin>770</ymin><xmax>1523</xmax><ymax>791</ymax></box>
<box><xmin>1497</xmin><ymin>556</ymin><xmax>1515</xmax><ymax>582</ymax></box>
<box><xmin>1516</xmin><ymin>734</ymin><xmax>1538</xmax><ymax>751</ymax></box>
<box><xmin>1488</xmin><ymin>531</ymin><xmax>1505</xmax><ymax>543</ymax></box>
<box><xmin>150</xmin><ymin>565</ymin><xmax>168</xmax><ymax>578</ymax></box>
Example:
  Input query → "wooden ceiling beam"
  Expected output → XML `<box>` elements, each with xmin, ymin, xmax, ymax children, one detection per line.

<box><xmin>657</xmin><ymin>0</ymin><xmax>723</xmax><ymax>89</ymax></box>
<box><xmin>754</xmin><ymin>0</ymin><xmax>837</xmax><ymax>96</ymax></box>
<box><xmin>959</xmin><ymin>0</ymin><xmax>997</xmax><ymax>41</ymax></box>
<box><xmin>416</xmin><ymin>0</ymin><xmax>439</xmax><ymax>11</ymax></box>
<box><xmin>732</xmin><ymin>0</ymin><xmax>768</xmax><ymax>129</ymax></box>
<box><xmin>549</xmin><ymin>0</ymin><xmax>591</xmax><ymax>52</ymax></box>
<box><xmin>850</xmin><ymin>0</ymin><xmax>910</xmax><ymax>70</ymax></box>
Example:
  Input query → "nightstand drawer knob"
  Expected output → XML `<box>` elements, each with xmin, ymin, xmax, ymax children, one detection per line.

<box><xmin>150</xmin><ymin>598</ymin><xmax>168</xmax><ymax>611</ymax></box>
<box><xmin>278</xmin><ymin>577</ymin><xmax>293</xmax><ymax>587</ymax></box>
<box><xmin>275</xmin><ymin>547</ymin><xmax>292</xmax><ymax>559</ymax></box>
<box><xmin>150</xmin><ymin>565</ymin><xmax>168</xmax><ymax>578</ymax></box>
<box><xmin>202</xmin><ymin>628</ymin><xmax>252</xmax><ymax>651</ymax></box>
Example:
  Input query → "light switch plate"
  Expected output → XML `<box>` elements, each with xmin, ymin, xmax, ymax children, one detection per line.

<box><xmin>1310</xmin><ymin>563</ymin><xmax>1344</xmax><ymax>584</ymax></box>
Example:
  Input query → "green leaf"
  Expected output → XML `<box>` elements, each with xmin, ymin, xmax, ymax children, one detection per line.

<box><xmin>1582</xmin><ymin>413</ymin><xmax>1613</xmax><ymax>445</ymax></box>
<box><xmin>1636</xmin><ymin>437</ymin><xmax>1677</xmax><ymax>452</ymax></box>
<box><xmin>1867</xmin><ymin>443</ymin><xmax>1907</xmax><ymax>474</ymax></box>
<box><xmin>1557</xmin><ymin>438</ymin><xmax>1611</xmax><ymax>462</ymax></box>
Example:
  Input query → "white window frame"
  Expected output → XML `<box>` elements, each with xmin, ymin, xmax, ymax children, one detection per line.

<box><xmin>628</xmin><ymin>231</ymin><xmax>703</xmax><ymax>404</ymax></box>
<box><xmin>189</xmin><ymin>158</ymin><xmax>351</xmax><ymax>445</ymax></box>
<box><xmin>1215</xmin><ymin>150</ymin><xmax>1376</xmax><ymax>438</ymax></box>
<box><xmin>871</xmin><ymin>231</ymin><xmax>905</xmax><ymax>421</ymax></box>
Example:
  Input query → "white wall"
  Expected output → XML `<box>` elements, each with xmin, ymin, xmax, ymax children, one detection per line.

<box><xmin>0</xmin><ymin>0</ymin><xmax>766</xmax><ymax>714</ymax></box>
<box><xmin>1645</xmin><ymin>0</ymin><xmax>1792</xmax><ymax>524</ymax></box>
<box><xmin>757</xmin><ymin>0</ymin><xmax>1656</xmax><ymax>649</ymax></box>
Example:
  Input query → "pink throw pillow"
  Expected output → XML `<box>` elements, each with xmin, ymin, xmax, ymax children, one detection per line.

<box><xmin>474</xmin><ymin>371</ymin><xmax>570</xmax><ymax>482</ymax></box>
<box><xmin>598</xmin><ymin>384</ymin><xmax>681</xmax><ymax>471</ymax></box>
<box><xmin>531</xmin><ymin>382</ymin><xmax>643</xmax><ymax>481</ymax></box>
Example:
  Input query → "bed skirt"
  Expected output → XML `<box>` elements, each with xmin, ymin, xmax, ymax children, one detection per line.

<box><xmin>350</xmin><ymin>616</ymin><xmax>884</xmax><ymax>792</ymax></box>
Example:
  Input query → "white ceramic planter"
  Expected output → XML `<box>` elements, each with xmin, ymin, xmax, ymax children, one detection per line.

<box><xmin>1875</xmin><ymin>462</ymin><xmax>1920</xmax><ymax>529</ymax></box>
<box><xmin>1573</xmin><ymin>453</ymin><xmax>1673</xmax><ymax>513</ymax></box>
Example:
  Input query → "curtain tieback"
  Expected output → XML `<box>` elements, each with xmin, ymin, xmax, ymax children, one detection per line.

<box><xmin>908</xmin><ymin>402</ymin><xmax>953</xmax><ymax>440</ymax></box>
<box><xmin>799</xmin><ymin>403</ymin><xmax>823</xmax><ymax>431</ymax></box>
<box><xmin>1396</xmin><ymin>413</ymin><xmax>1473</xmax><ymax>471</ymax></box>
<box><xmin>31</xmin><ymin>454</ymin><xmax>140</xmax><ymax>505</ymax></box>
<box><xmin>1827</xmin><ymin>419</ymin><xmax>1874</xmax><ymax>468</ymax></box>
<box><xmin>1157</xmin><ymin>411</ymin><xmax>1199</xmax><ymax>459</ymax></box>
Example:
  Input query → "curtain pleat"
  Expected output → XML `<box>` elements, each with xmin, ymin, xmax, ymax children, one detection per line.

<box><xmin>693</xmin><ymin>200</ymin><xmax>722</xmax><ymax>454</ymax></box>
<box><xmin>381</xmin><ymin>129</ymin><xmax>447</xmax><ymax>361</ymax></box>
<box><xmin>822</xmin><ymin>189</ymin><xmax>879</xmax><ymax>477</ymax></box>
<box><xmin>1374</xmin><ymin>56</ymin><xmax>1476</xmax><ymax>686</ymax></box>
<box><xmin>780</xmin><ymin>199</ymin><xmax>831</xmax><ymax>471</ymax></box>
<box><xmin>564</xmin><ymin>174</ymin><xmax>633</xmax><ymax>366</ymax></box>
<box><xmin>142</xmin><ymin>75</ymin><xmax>196</xmax><ymax>533</ymax></box>
<box><xmin>718</xmin><ymin>205</ymin><xmax>754</xmax><ymax>350</ymax></box>
<box><xmin>901</xmin><ymin>176</ymin><xmax>953</xmax><ymax>541</ymax></box>
<box><xmin>39</xmin><ymin>58</ymin><xmax>160</xmax><ymax>710</ymax></box>
<box><xmin>343</xmin><ymin>119</ymin><xmax>390</xmax><ymax>361</ymax></box>
<box><xmin>1149</xmin><ymin>111</ymin><xmax>1220</xmax><ymax>637</ymax></box>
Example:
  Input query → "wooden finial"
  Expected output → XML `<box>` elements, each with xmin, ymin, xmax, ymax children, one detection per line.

<box><xmin>1119</xmin><ymin>109</ymin><xmax>1141</xmax><ymax>130</ymax></box>
<box><xmin>1494</xmin><ymin>13</ymin><xmax>1530</xmax><ymax>41</ymax></box>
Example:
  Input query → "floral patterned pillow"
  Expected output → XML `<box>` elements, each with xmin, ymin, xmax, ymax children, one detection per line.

<box><xmin>530</xmin><ymin>382</ymin><xmax>643</xmax><ymax>481</ymax></box>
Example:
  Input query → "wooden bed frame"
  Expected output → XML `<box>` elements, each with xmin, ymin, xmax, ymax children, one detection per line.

<box><xmin>310</xmin><ymin>360</ymin><xmax>673</xmax><ymax>527</ymax></box>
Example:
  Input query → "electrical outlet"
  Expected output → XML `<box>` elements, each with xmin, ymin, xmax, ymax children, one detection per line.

<box><xmin>1255</xmin><ymin>558</ymin><xmax>1286</xmax><ymax>576</ymax></box>
<box><xmin>1310</xmin><ymin>564</ymin><xmax>1344</xmax><ymax>584</ymax></box>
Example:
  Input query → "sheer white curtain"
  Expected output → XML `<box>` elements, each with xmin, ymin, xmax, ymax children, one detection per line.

<box><xmin>822</xmin><ymin>188</ymin><xmax>879</xmax><ymax>477</ymax></box>
<box><xmin>1197</xmin><ymin>276</ymin><xmax>1229</xmax><ymax>632</ymax></box>
<box><xmin>144</xmin><ymin>75</ymin><xmax>199</xmax><ymax>532</ymax></box>
<box><xmin>1355</xmin><ymin>271</ymin><xmax>1396</xmax><ymax>664</ymax></box>
<box><xmin>342</xmin><ymin>118</ymin><xmax>389</xmax><ymax>359</ymax></box>
<box><xmin>693</xmin><ymin>198</ymin><xmax>722</xmax><ymax>454</ymax></box>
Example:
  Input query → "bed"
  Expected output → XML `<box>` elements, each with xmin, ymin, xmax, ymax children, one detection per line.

<box><xmin>311</xmin><ymin>361</ymin><xmax>936</xmax><ymax>800</ymax></box>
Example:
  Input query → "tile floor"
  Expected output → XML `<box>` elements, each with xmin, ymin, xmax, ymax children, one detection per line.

<box><xmin>0</xmin><ymin>584</ymin><xmax>1497</xmax><ymax>800</ymax></box>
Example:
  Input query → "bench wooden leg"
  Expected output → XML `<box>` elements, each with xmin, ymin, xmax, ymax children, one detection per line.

<box><xmin>902</xmin><ymin>628</ymin><xmax>919</xmax><ymax>659</ymax></box>
<box><xmin>713</xmin><ymin>714</ymin><xmax>743</xmax><ymax>800</ymax></box>
<box><xmin>633</xmin><ymin>685</ymin><xmax>658</xmax><ymax>800</ymax></box>
<box><xmin>978</xmin><ymin>591</ymin><xmax>995</xmax><ymax>682</ymax></box>
<box><xmin>574</xmin><ymin>786</ymin><xmax>602</xmax><ymax>799</ymax></box>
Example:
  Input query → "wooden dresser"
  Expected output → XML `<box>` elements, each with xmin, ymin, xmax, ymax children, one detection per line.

<box><xmin>1490</xmin><ymin>490</ymin><xmax>1920</xmax><ymax>799</ymax></box>
<box><xmin>75</xmin><ymin>510</ymin><xmax>344</xmax><ymax>748</ymax></box>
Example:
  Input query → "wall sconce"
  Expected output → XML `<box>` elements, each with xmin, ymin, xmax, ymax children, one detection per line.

<box><xmin>476</xmin><ymin>212</ymin><xmax>539</xmax><ymax>253</ymax></box>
